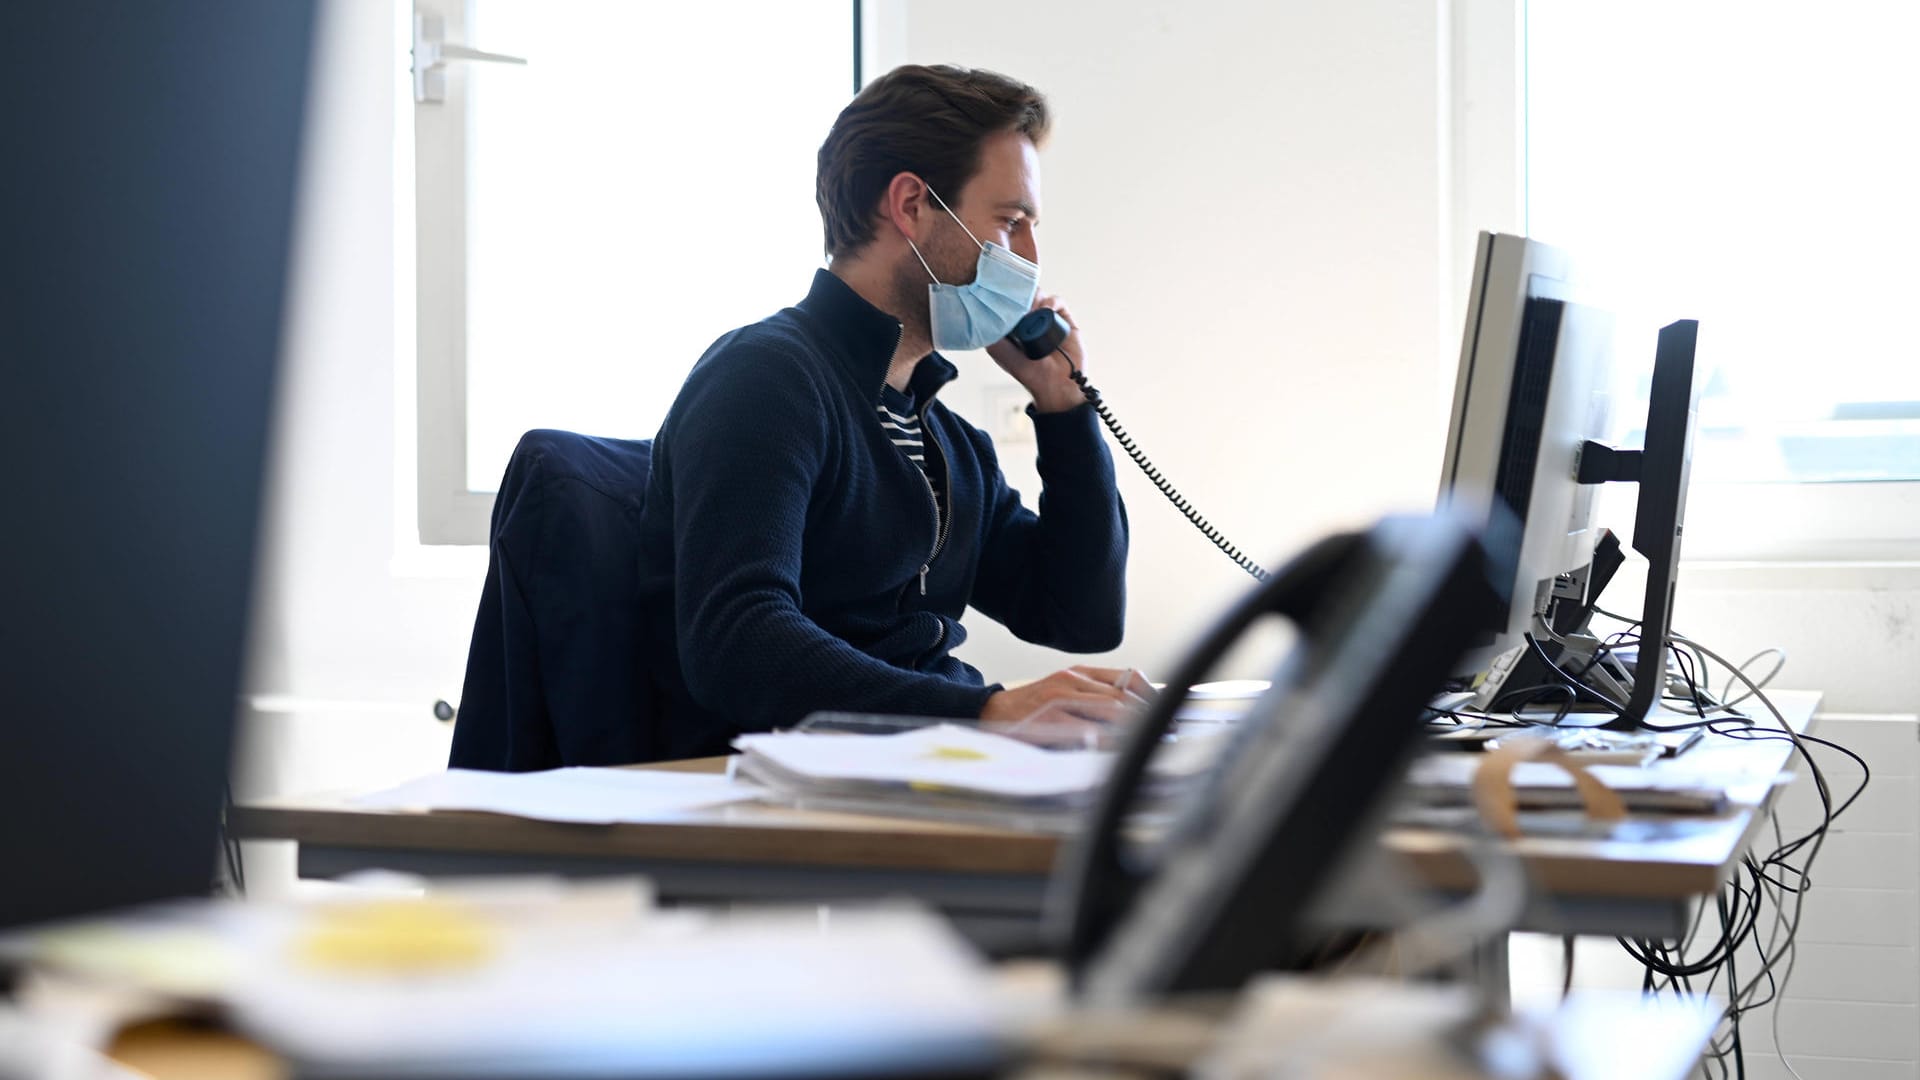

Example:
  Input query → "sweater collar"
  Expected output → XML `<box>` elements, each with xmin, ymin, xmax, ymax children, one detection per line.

<box><xmin>796</xmin><ymin>268</ymin><xmax>958</xmax><ymax>404</ymax></box>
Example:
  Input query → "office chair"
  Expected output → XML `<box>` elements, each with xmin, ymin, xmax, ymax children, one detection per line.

<box><xmin>449</xmin><ymin>429</ymin><xmax>663</xmax><ymax>770</ymax></box>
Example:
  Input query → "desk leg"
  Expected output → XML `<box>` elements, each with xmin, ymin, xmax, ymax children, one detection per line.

<box><xmin>1473</xmin><ymin>932</ymin><xmax>1511</xmax><ymax>1013</ymax></box>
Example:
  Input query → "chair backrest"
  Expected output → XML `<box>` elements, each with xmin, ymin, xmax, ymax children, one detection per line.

<box><xmin>448</xmin><ymin>429</ymin><xmax>659</xmax><ymax>771</ymax></box>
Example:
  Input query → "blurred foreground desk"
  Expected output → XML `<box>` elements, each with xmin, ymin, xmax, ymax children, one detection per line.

<box><xmin>231</xmin><ymin>692</ymin><xmax>1821</xmax><ymax>954</ymax></box>
<box><xmin>98</xmin><ymin>978</ymin><xmax>1722</xmax><ymax>1080</ymax></box>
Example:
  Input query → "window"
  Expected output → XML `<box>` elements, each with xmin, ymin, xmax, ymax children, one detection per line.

<box><xmin>1521</xmin><ymin>1</ymin><xmax>1920</xmax><ymax>557</ymax></box>
<box><xmin>412</xmin><ymin>0</ymin><xmax>856</xmax><ymax>544</ymax></box>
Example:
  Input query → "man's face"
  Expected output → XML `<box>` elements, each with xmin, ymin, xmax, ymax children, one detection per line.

<box><xmin>895</xmin><ymin>131</ymin><xmax>1042</xmax><ymax>323</ymax></box>
<box><xmin>941</xmin><ymin>130</ymin><xmax>1042</xmax><ymax>272</ymax></box>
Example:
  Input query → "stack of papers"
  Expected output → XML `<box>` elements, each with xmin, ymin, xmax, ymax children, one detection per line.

<box><xmin>735</xmin><ymin>724</ymin><xmax>1105</xmax><ymax>832</ymax></box>
<box><xmin>734</xmin><ymin>724</ymin><xmax>1226</xmax><ymax>832</ymax></box>
<box><xmin>351</xmin><ymin>767</ymin><xmax>762</xmax><ymax>824</ymax></box>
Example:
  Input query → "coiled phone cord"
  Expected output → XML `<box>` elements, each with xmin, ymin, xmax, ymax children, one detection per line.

<box><xmin>1053</xmin><ymin>348</ymin><xmax>1270</xmax><ymax>582</ymax></box>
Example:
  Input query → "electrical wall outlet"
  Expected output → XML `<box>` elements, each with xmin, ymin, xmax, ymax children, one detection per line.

<box><xmin>988</xmin><ymin>386</ymin><xmax>1034</xmax><ymax>444</ymax></box>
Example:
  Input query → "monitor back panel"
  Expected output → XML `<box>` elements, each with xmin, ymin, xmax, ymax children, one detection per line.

<box><xmin>0</xmin><ymin>0</ymin><xmax>315</xmax><ymax>928</ymax></box>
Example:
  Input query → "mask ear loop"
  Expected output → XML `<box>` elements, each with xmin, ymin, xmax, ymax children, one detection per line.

<box><xmin>905</xmin><ymin>236</ymin><xmax>942</xmax><ymax>284</ymax></box>
<box><xmin>900</xmin><ymin>179</ymin><xmax>955</xmax><ymax>284</ymax></box>
<box><xmin>922</xmin><ymin>183</ymin><xmax>986</xmax><ymax>250</ymax></box>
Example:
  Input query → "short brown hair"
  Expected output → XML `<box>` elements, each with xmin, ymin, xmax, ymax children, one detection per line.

<box><xmin>816</xmin><ymin>65</ymin><xmax>1049</xmax><ymax>258</ymax></box>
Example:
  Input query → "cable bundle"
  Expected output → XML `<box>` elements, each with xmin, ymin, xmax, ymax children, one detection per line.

<box><xmin>1621</xmin><ymin>641</ymin><xmax>1867</xmax><ymax>1080</ymax></box>
<box><xmin>1499</xmin><ymin>607</ymin><xmax>1870</xmax><ymax>1080</ymax></box>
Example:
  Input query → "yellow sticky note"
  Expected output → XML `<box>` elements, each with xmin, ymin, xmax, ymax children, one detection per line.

<box><xmin>295</xmin><ymin>899</ymin><xmax>496</xmax><ymax>974</ymax></box>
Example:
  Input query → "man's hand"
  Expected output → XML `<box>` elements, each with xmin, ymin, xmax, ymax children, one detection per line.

<box><xmin>984</xmin><ymin>292</ymin><xmax>1088</xmax><ymax>414</ymax></box>
<box><xmin>980</xmin><ymin>665</ymin><xmax>1153</xmax><ymax>735</ymax></box>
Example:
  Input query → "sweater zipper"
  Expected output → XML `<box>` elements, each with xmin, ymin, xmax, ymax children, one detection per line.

<box><xmin>877</xmin><ymin>331</ymin><xmax>948</xmax><ymax>599</ymax></box>
<box><xmin>915</xmin><ymin>405</ymin><xmax>950</xmax><ymax>596</ymax></box>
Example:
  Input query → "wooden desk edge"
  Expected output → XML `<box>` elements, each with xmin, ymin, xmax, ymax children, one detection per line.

<box><xmin>234</xmin><ymin>693</ymin><xmax>1823</xmax><ymax>899</ymax></box>
<box><xmin>227</xmin><ymin>801</ymin><xmax>1750</xmax><ymax>899</ymax></box>
<box><xmin>227</xmin><ymin>802</ymin><xmax>1060</xmax><ymax>875</ymax></box>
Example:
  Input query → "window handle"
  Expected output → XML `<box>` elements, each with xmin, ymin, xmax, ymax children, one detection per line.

<box><xmin>412</xmin><ymin>11</ymin><xmax>526</xmax><ymax>104</ymax></box>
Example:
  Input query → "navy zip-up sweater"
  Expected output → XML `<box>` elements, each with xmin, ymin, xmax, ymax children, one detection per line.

<box><xmin>635</xmin><ymin>269</ymin><xmax>1129</xmax><ymax>759</ymax></box>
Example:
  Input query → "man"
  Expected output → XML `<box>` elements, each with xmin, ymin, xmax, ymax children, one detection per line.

<box><xmin>635</xmin><ymin>64</ymin><xmax>1138</xmax><ymax>759</ymax></box>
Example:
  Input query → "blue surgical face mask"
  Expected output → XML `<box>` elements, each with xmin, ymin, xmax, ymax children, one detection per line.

<box><xmin>906</xmin><ymin>185</ymin><xmax>1039</xmax><ymax>352</ymax></box>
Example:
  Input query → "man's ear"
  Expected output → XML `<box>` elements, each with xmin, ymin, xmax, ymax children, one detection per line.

<box><xmin>879</xmin><ymin>172</ymin><xmax>931</xmax><ymax>244</ymax></box>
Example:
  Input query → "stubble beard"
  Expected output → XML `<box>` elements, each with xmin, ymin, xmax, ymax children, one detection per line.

<box><xmin>888</xmin><ymin>252</ymin><xmax>932</xmax><ymax>347</ymax></box>
<box><xmin>890</xmin><ymin>229</ymin><xmax>979</xmax><ymax>352</ymax></box>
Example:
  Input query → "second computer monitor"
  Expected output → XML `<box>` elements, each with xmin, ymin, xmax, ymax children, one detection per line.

<box><xmin>1437</xmin><ymin>232</ymin><xmax>1618</xmax><ymax>674</ymax></box>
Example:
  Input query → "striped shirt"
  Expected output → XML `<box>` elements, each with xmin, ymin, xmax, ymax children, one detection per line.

<box><xmin>878</xmin><ymin>384</ymin><xmax>945</xmax><ymax>529</ymax></box>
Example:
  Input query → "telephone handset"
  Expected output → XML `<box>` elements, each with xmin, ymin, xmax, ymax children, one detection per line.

<box><xmin>1046</xmin><ymin>514</ymin><xmax>1497</xmax><ymax>1002</ymax></box>
<box><xmin>1006</xmin><ymin>309</ymin><xmax>1270</xmax><ymax>581</ymax></box>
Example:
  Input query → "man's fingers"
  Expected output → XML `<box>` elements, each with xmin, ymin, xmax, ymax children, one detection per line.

<box><xmin>1067</xmin><ymin>666</ymin><xmax>1155</xmax><ymax>701</ymax></box>
<box><xmin>994</xmin><ymin>669</ymin><xmax>1151</xmax><ymax>735</ymax></box>
<box><xmin>1029</xmin><ymin>293</ymin><xmax>1078</xmax><ymax>330</ymax></box>
<box><xmin>994</xmin><ymin>710</ymin><xmax>1113</xmax><ymax>750</ymax></box>
<box><xmin>1055</xmin><ymin>669</ymin><xmax>1127</xmax><ymax>700</ymax></box>
<box><xmin>1056</xmin><ymin>694</ymin><xmax>1134</xmax><ymax>724</ymax></box>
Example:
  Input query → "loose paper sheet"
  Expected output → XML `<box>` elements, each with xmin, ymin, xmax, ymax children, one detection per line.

<box><xmin>734</xmin><ymin>724</ymin><xmax>1113</xmax><ymax>799</ymax></box>
<box><xmin>351</xmin><ymin>767</ymin><xmax>761</xmax><ymax>824</ymax></box>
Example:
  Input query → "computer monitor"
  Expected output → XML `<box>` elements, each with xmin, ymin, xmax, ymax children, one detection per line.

<box><xmin>1437</xmin><ymin>232</ymin><xmax>1619</xmax><ymax>678</ymax></box>
<box><xmin>0</xmin><ymin>0</ymin><xmax>314</xmax><ymax>929</ymax></box>
<box><xmin>1437</xmin><ymin>232</ymin><xmax>1703</xmax><ymax>731</ymax></box>
<box><xmin>1606</xmin><ymin>318</ymin><xmax>1702</xmax><ymax>728</ymax></box>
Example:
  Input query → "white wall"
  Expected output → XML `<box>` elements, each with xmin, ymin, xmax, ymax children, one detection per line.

<box><xmin>890</xmin><ymin>0</ymin><xmax>1462</xmax><ymax>685</ymax></box>
<box><xmin>1740</xmin><ymin>714</ymin><xmax>1919</xmax><ymax>1080</ymax></box>
<box><xmin>1634</xmin><ymin>563</ymin><xmax>1920</xmax><ymax>715</ymax></box>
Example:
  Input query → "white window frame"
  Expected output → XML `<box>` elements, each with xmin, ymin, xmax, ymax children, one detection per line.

<box><xmin>409</xmin><ymin>0</ymin><xmax>866</xmax><ymax>546</ymax></box>
<box><xmin>412</xmin><ymin>0</ymin><xmax>496</xmax><ymax>546</ymax></box>
<box><xmin>1448</xmin><ymin>0</ymin><xmax>1920</xmax><ymax>563</ymax></box>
